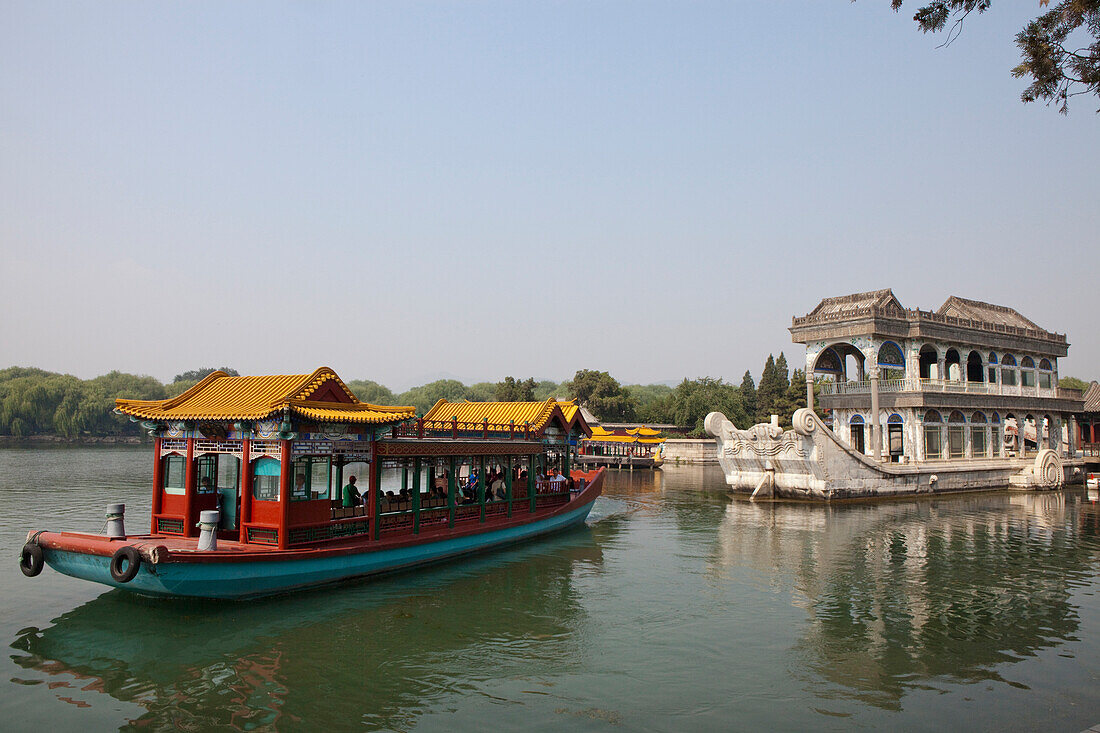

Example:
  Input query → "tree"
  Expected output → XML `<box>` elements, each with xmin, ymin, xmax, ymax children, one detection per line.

<box><xmin>567</xmin><ymin>370</ymin><xmax>637</xmax><ymax>422</ymax></box>
<box><xmin>890</xmin><ymin>0</ymin><xmax>1100</xmax><ymax>113</ymax></box>
<box><xmin>495</xmin><ymin>376</ymin><xmax>537</xmax><ymax>401</ymax></box>
<box><xmin>666</xmin><ymin>377</ymin><xmax>749</xmax><ymax>435</ymax></box>
<box><xmin>172</xmin><ymin>367</ymin><xmax>239</xmax><ymax>383</ymax></box>
<box><xmin>345</xmin><ymin>379</ymin><xmax>396</xmax><ymax>405</ymax></box>
<box><xmin>396</xmin><ymin>379</ymin><xmax>470</xmax><ymax>415</ymax></box>
<box><xmin>739</xmin><ymin>371</ymin><xmax>757</xmax><ymax>423</ymax></box>
<box><xmin>1059</xmin><ymin>376</ymin><xmax>1092</xmax><ymax>392</ymax></box>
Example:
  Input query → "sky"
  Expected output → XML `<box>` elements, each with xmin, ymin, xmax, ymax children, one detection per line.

<box><xmin>1</xmin><ymin>2</ymin><xmax>1097</xmax><ymax>391</ymax></box>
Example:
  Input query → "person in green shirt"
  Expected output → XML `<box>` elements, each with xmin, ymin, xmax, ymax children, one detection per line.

<box><xmin>342</xmin><ymin>475</ymin><xmax>362</xmax><ymax>507</ymax></box>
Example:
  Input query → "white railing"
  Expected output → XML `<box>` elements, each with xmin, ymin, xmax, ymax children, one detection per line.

<box><xmin>818</xmin><ymin>378</ymin><xmax>1063</xmax><ymax>398</ymax></box>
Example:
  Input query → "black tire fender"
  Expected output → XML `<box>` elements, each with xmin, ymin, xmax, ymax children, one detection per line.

<box><xmin>19</xmin><ymin>543</ymin><xmax>44</xmax><ymax>577</ymax></box>
<box><xmin>109</xmin><ymin>546</ymin><xmax>141</xmax><ymax>583</ymax></box>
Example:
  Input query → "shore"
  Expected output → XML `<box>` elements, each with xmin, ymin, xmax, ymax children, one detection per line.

<box><xmin>0</xmin><ymin>435</ymin><xmax>147</xmax><ymax>446</ymax></box>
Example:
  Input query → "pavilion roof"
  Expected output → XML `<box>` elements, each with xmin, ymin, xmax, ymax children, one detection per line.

<box><xmin>802</xmin><ymin>289</ymin><xmax>904</xmax><ymax>320</ymax></box>
<box><xmin>936</xmin><ymin>296</ymin><xmax>1046</xmax><ymax>332</ymax></box>
<box><xmin>422</xmin><ymin>398</ymin><xmax>592</xmax><ymax>437</ymax></box>
<box><xmin>115</xmin><ymin>367</ymin><xmax>416</xmax><ymax>424</ymax></box>
<box><xmin>1083</xmin><ymin>381</ymin><xmax>1100</xmax><ymax>413</ymax></box>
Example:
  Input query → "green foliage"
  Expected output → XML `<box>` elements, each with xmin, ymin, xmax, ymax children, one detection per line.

<box><xmin>567</xmin><ymin>370</ymin><xmax>638</xmax><ymax>422</ymax></box>
<box><xmin>533</xmin><ymin>380</ymin><xmax>562</xmax><ymax>401</ymax></box>
<box><xmin>345</xmin><ymin>379</ymin><xmax>397</xmax><ymax>405</ymax></box>
<box><xmin>496</xmin><ymin>377</ymin><xmax>538</xmax><ymax>401</ymax></box>
<box><xmin>667</xmin><ymin>377</ymin><xmax>748</xmax><ymax>436</ymax></box>
<box><xmin>626</xmin><ymin>383</ymin><xmax>675</xmax><ymax>423</ymax></box>
<box><xmin>396</xmin><ymin>379</ymin><xmax>471</xmax><ymax>415</ymax></box>
<box><xmin>891</xmin><ymin>0</ymin><xmax>1100</xmax><ymax>113</ymax></box>
<box><xmin>0</xmin><ymin>368</ymin><xmax>166</xmax><ymax>437</ymax></box>
<box><xmin>739</xmin><ymin>370</ymin><xmax>757</xmax><ymax>421</ymax></box>
<box><xmin>172</xmin><ymin>367</ymin><xmax>239</xmax><ymax>383</ymax></box>
<box><xmin>1059</xmin><ymin>376</ymin><xmax>1092</xmax><ymax>392</ymax></box>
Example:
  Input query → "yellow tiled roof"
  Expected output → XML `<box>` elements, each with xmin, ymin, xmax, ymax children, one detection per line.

<box><xmin>627</xmin><ymin>427</ymin><xmax>662</xmax><ymax>437</ymax></box>
<box><xmin>116</xmin><ymin>367</ymin><xmax>416</xmax><ymax>424</ymax></box>
<box><xmin>586</xmin><ymin>434</ymin><xmax>638</xmax><ymax>444</ymax></box>
<box><xmin>422</xmin><ymin>398</ymin><xmax>560</xmax><ymax>430</ymax></box>
<box><xmin>557</xmin><ymin>400</ymin><xmax>580</xmax><ymax>422</ymax></box>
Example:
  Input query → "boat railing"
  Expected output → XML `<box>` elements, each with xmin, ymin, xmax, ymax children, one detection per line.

<box><xmin>818</xmin><ymin>377</ymin><xmax>1067</xmax><ymax>398</ymax></box>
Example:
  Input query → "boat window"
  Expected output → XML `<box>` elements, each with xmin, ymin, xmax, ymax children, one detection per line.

<box><xmin>948</xmin><ymin>411</ymin><xmax>966</xmax><ymax>423</ymax></box>
<box><xmin>1021</xmin><ymin>370</ymin><xmax>1035</xmax><ymax>388</ymax></box>
<box><xmin>1021</xmin><ymin>356</ymin><xmax>1035</xmax><ymax>368</ymax></box>
<box><xmin>292</xmin><ymin>456</ymin><xmax>331</xmax><ymax>501</ymax></box>
<box><xmin>988</xmin><ymin>352</ymin><xmax>998</xmax><ymax>365</ymax></box>
<box><xmin>1002</xmin><ymin>354</ymin><xmax>1016</xmax><ymax>366</ymax></box>
<box><xmin>1002</xmin><ymin>367</ymin><xmax>1017</xmax><ymax>386</ymax></box>
<box><xmin>1039</xmin><ymin>372</ymin><xmax>1052</xmax><ymax>389</ymax></box>
<box><xmin>924</xmin><ymin>425</ymin><xmax>942</xmax><ymax>458</ymax></box>
<box><xmin>924</xmin><ymin>410</ymin><xmax>942</xmax><ymax>423</ymax></box>
<box><xmin>991</xmin><ymin>426</ymin><xmax>1001</xmax><ymax>455</ymax></box>
<box><xmin>197</xmin><ymin>455</ymin><xmax>217</xmax><ymax>493</ymax></box>
<box><xmin>1039</xmin><ymin>358</ymin><xmax>1052</xmax><ymax>370</ymax></box>
<box><xmin>217</xmin><ymin>456</ymin><xmax>239</xmax><ymax>490</ymax></box>
<box><xmin>252</xmin><ymin>457</ymin><xmax>280</xmax><ymax>501</ymax></box>
<box><xmin>163</xmin><ymin>455</ymin><xmax>185</xmax><ymax>495</ymax></box>
<box><xmin>971</xmin><ymin>412</ymin><xmax>987</xmax><ymax>423</ymax></box>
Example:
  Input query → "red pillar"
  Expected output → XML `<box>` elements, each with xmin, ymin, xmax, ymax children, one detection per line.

<box><xmin>278</xmin><ymin>439</ymin><xmax>291</xmax><ymax>549</ymax></box>
<box><xmin>150</xmin><ymin>437</ymin><xmax>163</xmax><ymax>533</ymax></box>
<box><xmin>368</xmin><ymin>446</ymin><xmax>379</xmax><ymax>541</ymax></box>
<box><xmin>239</xmin><ymin>437</ymin><xmax>252</xmax><ymax>544</ymax></box>
<box><xmin>183</xmin><ymin>436</ymin><xmax>196</xmax><ymax>538</ymax></box>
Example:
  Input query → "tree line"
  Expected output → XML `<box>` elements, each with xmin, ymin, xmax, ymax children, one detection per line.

<box><xmin>5</xmin><ymin>362</ymin><xmax>1091</xmax><ymax>439</ymax></box>
<box><xmin>0</xmin><ymin>356</ymin><xmax>808</xmax><ymax>438</ymax></box>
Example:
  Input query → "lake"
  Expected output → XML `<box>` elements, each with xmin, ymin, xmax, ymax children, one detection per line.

<box><xmin>2</xmin><ymin>446</ymin><xmax>1100</xmax><ymax>731</ymax></box>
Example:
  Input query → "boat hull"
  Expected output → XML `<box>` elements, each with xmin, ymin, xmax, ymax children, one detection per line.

<box><xmin>42</xmin><ymin>489</ymin><xmax>600</xmax><ymax>600</ymax></box>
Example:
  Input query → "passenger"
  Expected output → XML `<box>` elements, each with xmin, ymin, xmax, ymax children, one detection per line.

<box><xmin>342</xmin><ymin>476</ymin><xmax>361</xmax><ymax>508</ymax></box>
<box><xmin>199</xmin><ymin>476</ymin><xmax>214</xmax><ymax>493</ymax></box>
<box><xmin>294</xmin><ymin>474</ymin><xmax>308</xmax><ymax>498</ymax></box>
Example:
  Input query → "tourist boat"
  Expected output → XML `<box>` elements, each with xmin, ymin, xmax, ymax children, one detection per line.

<box><xmin>18</xmin><ymin>368</ymin><xmax>604</xmax><ymax>599</ymax></box>
<box><xmin>576</xmin><ymin>426</ymin><xmax>666</xmax><ymax>469</ymax></box>
<box><xmin>707</xmin><ymin>291</ymin><xmax>1087</xmax><ymax>500</ymax></box>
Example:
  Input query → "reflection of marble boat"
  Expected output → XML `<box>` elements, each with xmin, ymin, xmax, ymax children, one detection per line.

<box><xmin>20</xmin><ymin>368</ymin><xmax>603</xmax><ymax>598</ymax></box>
<box><xmin>705</xmin><ymin>409</ymin><xmax>1072</xmax><ymax>501</ymax></box>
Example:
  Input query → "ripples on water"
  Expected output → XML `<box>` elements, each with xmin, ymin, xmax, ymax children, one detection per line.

<box><xmin>3</xmin><ymin>448</ymin><xmax>1100</xmax><ymax>731</ymax></box>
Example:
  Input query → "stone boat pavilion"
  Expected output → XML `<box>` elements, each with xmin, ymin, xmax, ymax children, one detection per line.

<box><xmin>791</xmin><ymin>290</ymin><xmax>1085</xmax><ymax>465</ymax></box>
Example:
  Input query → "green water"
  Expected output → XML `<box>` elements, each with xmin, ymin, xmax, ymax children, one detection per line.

<box><xmin>3</xmin><ymin>447</ymin><xmax>1100</xmax><ymax>731</ymax></box>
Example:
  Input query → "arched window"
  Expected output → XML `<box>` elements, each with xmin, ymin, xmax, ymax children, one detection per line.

<box><xmin>849</xmin><ymin>414</ymin><xmax>866</xmax><ymax>454</ymax></box>
<box><xmin>988</xmin><ymin>352</ymin><xmax>998</xmax><ymax>364</ymax></box>
<box><xmin>888</xmin><ymin>414</ymin><xmax>904</xmax><ymax>423</ymax></box>
<box><xmin>1001</xmin><ymin>353</ymin><xmax>1018</xmax><ymax>386</ymax></box>
<box><xmin>947</xmin><ymin>411</ymin><xmax>966</xmax><ymax>458</ymax></box>
<box><xmin>970</xmin><ymin>412</ymin><xmax>988</xmax><ymax>457</ymax></box>
<box><xmin>1038</xmin><ymin>358</ymin><xmax>1053</xmax><ymax>389</ymax></box>
<box><xmin>924</xmin><ymin>410</ymin><xmax>943</xmax><ymax>459</ymax></box>
<box><xmin>1021</xmin><ymin>356</ymin><xmax>1036</xmax><ymax>387</ymax></box>
<box><xmin>991</xmin><ymin>413</ymin><xmax>1002</xmax><ymax>455</ymax></box>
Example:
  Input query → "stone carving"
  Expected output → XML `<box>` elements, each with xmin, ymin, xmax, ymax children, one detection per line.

<box><xmin>792</xmin><ymin>408</ymin><xmax>816</xmax><ymax>435</ymax></box>
<box><xmin>1034</xmin><ymin>449</ymin><xmax>1063</xmax><ymax>488</ymax></box>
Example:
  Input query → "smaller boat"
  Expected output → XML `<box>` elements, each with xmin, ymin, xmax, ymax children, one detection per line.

<box><xmin>19</xmin><ymin>368</ymin><xmax>603</xmax><ymax>599</ymax></box>
<box><xmin>576</xmin><ymin>425</ymin><xmax>666</xmax><ymax>469</ymax></box>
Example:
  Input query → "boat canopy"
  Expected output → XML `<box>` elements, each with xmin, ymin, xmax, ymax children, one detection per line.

<box><xmin>115</xmin><ymin>367</ymin><xmax>416</xmax><ymax>425</ymax></box>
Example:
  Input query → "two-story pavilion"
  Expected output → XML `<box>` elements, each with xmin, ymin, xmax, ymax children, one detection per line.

<box><xmin>790</xmin><ymin>290</ymin><xmax>1085</xmax><ymax>465</ymax></box>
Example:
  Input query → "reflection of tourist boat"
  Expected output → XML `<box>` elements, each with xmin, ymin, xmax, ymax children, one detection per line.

<box><xmin>19</xmin><ymin>368</ymin><xmax>603</xmax><ymax>598</ymax></box>
<box><xmin>576</xmin><ymin>426</ymin><xmax>666</xmax><ymax>469</ymax></box>
<box><xmin>707</xmin><ymin>291</ymin><xmax>1086</xmax><ymax>500</ymax></box>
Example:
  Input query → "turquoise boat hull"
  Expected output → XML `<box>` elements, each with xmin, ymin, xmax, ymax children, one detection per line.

<box><xmin>43</xmin><ymin>498</ymin><xmax>596</xmax><ymax>600</ymax></box>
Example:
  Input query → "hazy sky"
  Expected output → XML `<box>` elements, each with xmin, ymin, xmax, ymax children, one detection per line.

<box><xmin>2</xmin><ymin>2</ymin><xmax>1096</xmax><ymax>391</ymax></box>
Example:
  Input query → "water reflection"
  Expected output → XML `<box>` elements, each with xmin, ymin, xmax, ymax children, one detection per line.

<box><xmin>712</xmin><ymin>489</ymin><xmax>1100</xmax><ymax>710</ymax></box>
<box><xmin>10</xmin><ymin>525</ymin><xmax>612</xmax><ymax>730</ymax></box>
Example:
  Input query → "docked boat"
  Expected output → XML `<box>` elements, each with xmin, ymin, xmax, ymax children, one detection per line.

<box><xmin>19</xmin><ymin>368</ymin><xmax>603</xmax><ymax>599</ymax></box>
<box><xmin>576</xmin><ymin>426</ymin><xmax>666</xmax><ymax>469</ymax></box>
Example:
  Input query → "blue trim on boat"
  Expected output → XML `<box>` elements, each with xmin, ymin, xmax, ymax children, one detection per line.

<box><xmin>44</xmin><ymin>497</ymin><xmax>596</xmax><ymax>600</ymax></box>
